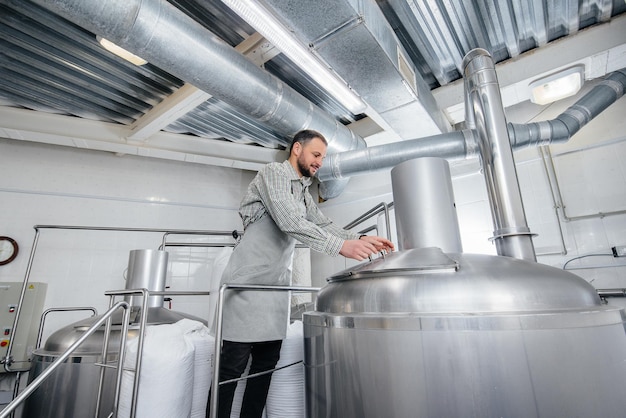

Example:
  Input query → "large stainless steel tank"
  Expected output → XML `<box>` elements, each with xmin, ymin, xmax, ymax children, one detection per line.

<box><xmin>303</xmin><ymin>247</ymin><xmax>626</xmax><ymax>417</ymax></box>
<box><xmin>22</xmin><ymin>249</ymin><xmax>204</xmax><ymax>418</ymax></box>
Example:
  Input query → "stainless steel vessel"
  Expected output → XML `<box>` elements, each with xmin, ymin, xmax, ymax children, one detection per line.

<box><xmin>303</xmin><ymin>247</ymin><xmax>626</xmax><ymax>417</ymax></box>
<box><xmin>22</xmin><ymin>249</ymin><xmax>204</xmax><ymax>418</ymax></box>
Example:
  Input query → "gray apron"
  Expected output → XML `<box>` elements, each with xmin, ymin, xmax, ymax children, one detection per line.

<box><xmin>219</xmin><ymin>214</ymin><xmax>295</xmax><ymax>342</ymax></box>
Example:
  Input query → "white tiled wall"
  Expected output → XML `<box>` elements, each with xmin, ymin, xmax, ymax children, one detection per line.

<box><xmin>452</xmin><ymin>139</ymin><xmax>626</xmax><ymax>308</ymax></box>
<box><xmin>533</xmin><ymin>138</ymin><xmax>626</xmax><ymax>307</ymax></box>
<box><xmin>0</xmin><ymin>138</ymin><xmax>252</xmax><ymax>344</ymax></box>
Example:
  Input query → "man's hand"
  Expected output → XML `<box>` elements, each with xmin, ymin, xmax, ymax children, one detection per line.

<box><xmin>339</xmin><ymin>236</ymin><xmax>395</xmax><ymax>261</ymax></box>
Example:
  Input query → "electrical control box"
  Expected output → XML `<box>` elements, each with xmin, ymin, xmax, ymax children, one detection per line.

<box><xmin>0</xmin><ymin>282</ymin><xmax>47</xmax><ymax>372</ymax></box>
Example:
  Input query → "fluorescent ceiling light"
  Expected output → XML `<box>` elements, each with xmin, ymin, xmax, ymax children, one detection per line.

<box><xmin>529</xmin><ymin>65</ymin><xmax>584</xmax><ymax>105</ymax></box>
<box><xmin>97</xmin><ymin>37</ymin><xmax>148</xmax><ymax>66</ymax></box>
<box><xmin>222</xmin><ymin>0</ymin><xmax>367</xmax><ymax>114</ymax></box>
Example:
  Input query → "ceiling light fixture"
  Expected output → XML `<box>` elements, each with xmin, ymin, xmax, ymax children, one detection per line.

<box><xmin>529</xmin><ymin>65</ymin><xmax>584</xmax><ymax>105</ymax></box>
<box><xmin>97</xmin><ymin>36</ymin><xmax>148</xmax><ymax>66</ymax></box>
<box><xmin>221</xmin><ymin>0</ymin><xmax>367</xmax><ymax>114</ymax></box>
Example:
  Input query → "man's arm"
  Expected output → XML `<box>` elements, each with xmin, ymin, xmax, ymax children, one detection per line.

<box><xmin>305</xmin><ymin>193</ymin><xmax>395</xmax><ymax>260</ymax></box>
<box><xmin>254</xmin><ymin>166</ymin><xmax>345</xmax><ymax>255</ymax></box>
<box><xmin>253</xmin><ymin>164</ymin><xmax>394</xmax><ymax>259</ymax></box>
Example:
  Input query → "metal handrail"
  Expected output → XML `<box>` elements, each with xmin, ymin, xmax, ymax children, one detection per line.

<box><xmin>5</xmin><ymin>224</ymin><xmax>373</xmax><ymax>417</ymax></box>
<box><xmin>208</xmin><ymin>283</ymin><xmax>321</xmax><ymax>418</ymax></box>
<box><xmin>343</xmin><ymin>201</ymin><xmax>394</xmax><ymax>241</ymax></box>
<box><xmin>101</xmin><ymin>289</ymin><xmax>212</xmax><ymax>418</ymax></box>
<box><xmin>0</xmin><ymin>300</ymin><xmax>131</xmax><ymax>418</ymax></box>
<box><xmin>5</xmin><ymin>225</ymin><xmax>250</xmax><ymax>373</ymax></box>
<box><xmin>160</xmin><ymin>230</ymin><xmax>242</xmax><ymax>250</ymax></box>
<box><xmin>35</xmin><ymin>306</ymin><xmax>99</xmax><ymax>350</ymax></box>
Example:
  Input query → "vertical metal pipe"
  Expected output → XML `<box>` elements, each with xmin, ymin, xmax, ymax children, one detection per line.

<box><xmin>463</xmin><ymin>48</ymin><xmax>536</xmax><ymax>261</ymax></box>
<box><xmin>391</xmin><ymin>157</ymin><xmax>462</xmax><ymax>253</ymax></box>
<box><xmin>114</xmin><ymin>298</ymin><xmax>132</xmax><ymax>418</ymax></box>
<box><xmin>129</xmin><ymin>290</ymin><xmax>151</xmax><ymax>418</ymax></box>
<box><xmin>209</xmin><ymin>284</ymin><xmax>227</xmax><ymax>418</ymax></box>
<box><xmin>4</xmin><ymin>228</ymin><xmax>41</xmax><ymax>372</ymax></box>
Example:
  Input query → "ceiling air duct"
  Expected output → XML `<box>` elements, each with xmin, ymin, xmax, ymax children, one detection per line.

<box><xmin>261</xmin><ymin>0</ymin><xmax>451</xmax><ymax>139</ymax></box>
<box><xmin>317</xmin><ymin>67</ymin><xmax>626</xmax><ymax>182</ymax></box>
<box><xmin>31</xmin><ymin>0</ymin><xmax>367</xmax><ymax>199</ymax></box>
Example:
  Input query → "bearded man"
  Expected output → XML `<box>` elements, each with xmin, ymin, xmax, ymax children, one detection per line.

<box><xmin>208</xmin><ymin>129</ymin><xmax>394</xmax><ymax>417</ymax></box>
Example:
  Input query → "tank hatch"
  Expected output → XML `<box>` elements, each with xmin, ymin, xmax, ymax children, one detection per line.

<box><xmin>328</xmin><ymin>247</ymin><xmax>458</xmax><ymax>282</ymax></box>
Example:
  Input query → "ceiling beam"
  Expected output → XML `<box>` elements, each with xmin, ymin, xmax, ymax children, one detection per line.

<box><xmin>0</xmin><ymin>107</ymin><xmax>284</xmax><ymax>171</ymax></box>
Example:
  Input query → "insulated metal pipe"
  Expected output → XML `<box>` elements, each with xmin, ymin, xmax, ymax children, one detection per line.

<box><xmin>509</xmin><ymin>69</ymin><xmax>626</xmax><ymax>148</ymax></box>
<box><xmin>463</xmin><ymin>48</ymin><xmax>536</xmax><ymax>261</ymax></box>
<box><xmin>31</xmin><ymin>0</ymin><xmax>366</xmax><ymax>192</ymax></box>
<box><xmin>318</xmin><ymin>130</ymin><xmax>475</xmax><ymax>181</ymax></box>
<box><xmin>317</xmin><ymin>68</ymin><xmax>626</xmax><ymax>182</ymax></box>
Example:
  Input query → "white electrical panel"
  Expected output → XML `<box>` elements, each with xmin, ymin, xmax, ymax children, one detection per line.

<box><xmin>0</xmin><ymin>282</ymin><xmax>47</xmax><ymax>373</ymax></box>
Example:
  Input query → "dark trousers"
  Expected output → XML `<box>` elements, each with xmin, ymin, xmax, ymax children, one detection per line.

<box><xmin>207</xmin><ymin>339</ymin><xmax>283</xmax><ymax>418</ymax></box>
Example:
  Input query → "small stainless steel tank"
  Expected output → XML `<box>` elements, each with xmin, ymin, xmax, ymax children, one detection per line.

<box><xmin>22</xmin><ymin>249</ymin><xmax>204</xmax><ymax>418</ymax></box>
<box><xmin>303</xmin><ymin>247</ymin><xmax>626</xmax><ymax>417</ymax></box>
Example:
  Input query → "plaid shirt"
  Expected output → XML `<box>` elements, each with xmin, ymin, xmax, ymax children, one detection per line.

<box><xmin>239</xmin><ymin>160</ymin><xmax>359</xmax><ymax>256</ymax></box>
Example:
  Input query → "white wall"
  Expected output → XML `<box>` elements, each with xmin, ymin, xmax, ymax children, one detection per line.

<box><xmin>0</xmin><ymin>138</ymin><xmax>254</xmax><ymax>345</ymax></box>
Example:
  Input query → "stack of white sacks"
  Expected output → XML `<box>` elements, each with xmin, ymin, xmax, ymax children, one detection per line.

<box><xmin>118</xmin><ymin>245</ymin><xmax>308</xmax><ymax>417</ymax></box>
<box><xmin>118</xmin><ymin>318</ymin><xmax>305</xmax><ymax>418</ymax></box>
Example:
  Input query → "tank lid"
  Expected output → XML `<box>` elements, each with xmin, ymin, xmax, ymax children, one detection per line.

<box><xmin>318</xmin><ymin>250</ymin><xmax>604</xmax><ymax>314</ymax></box>
<box><xmin>328</xmin><ymin>247</ymin><xmax>458</xmax><ymax>282</ymax></box>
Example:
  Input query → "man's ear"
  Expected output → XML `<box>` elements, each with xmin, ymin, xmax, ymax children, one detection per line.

<box><xmin>292</xmin><ymin>141</ymin><xmax>302</xmax><ymax>157</ymax></box>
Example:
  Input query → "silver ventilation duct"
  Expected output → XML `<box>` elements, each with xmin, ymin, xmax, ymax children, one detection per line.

<box><xmin>25</xmin><ymin>1</ymin><xmax>626</xmax><ymax>205</ymax></box>
<box><xmin>318</xmin><ymin>129</ymin><xmax>476</xmax><ymax>181</ymax></box>
<box><xmin>260</xmin><ymin>0</ymin><xmax>451</xmax><ymax>139</ymax></box>
<box><xmin>317</xmin><ymin>67</ymin><xmax>626</xmax><ymax>182</ymax></box>
<box><xmin>509</xmin><ymin>68</ymin><xmax>626</xmax><ymax>147</ymax></box>
<box><xmin>31</xmin><ymin>0</ymin><xmax>366</xmax><ymax>199</ymax></box>
<box><xmin>320</xmin><ymin>52</ymin><xmax>625</xmax><ymax>260</ymax></box>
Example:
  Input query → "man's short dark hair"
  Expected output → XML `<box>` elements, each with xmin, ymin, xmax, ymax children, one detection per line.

<box><xmin>289</xmin><ymin>129</ymin><xmax>328</xmax><ymax>154</ymax></box>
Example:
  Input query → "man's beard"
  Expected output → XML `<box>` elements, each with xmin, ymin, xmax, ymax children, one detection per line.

<box><xmin>297</xmin><ymin>157</ymin><xmax>314</xmax><ymax>178</ymax></box>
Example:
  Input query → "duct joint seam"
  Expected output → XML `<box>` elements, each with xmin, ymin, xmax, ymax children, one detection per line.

<box><xmin>257</xmin><ymin>79</ymin><xmax>284</xmax><ymax>122</ymax></box>
<box><xmin>462</xmin><ymin>129</ymin><xmax>479</xmax><ymax>157</ymax></box>
<box><xmin>602</xmin><ymin>78</ymin><xmax>625</xmax><ymax>96</ymax></box>
<box><xmin>310</xmin><ymin>16</ymin><xmax>363</xmax><ymax>50</ymax></box>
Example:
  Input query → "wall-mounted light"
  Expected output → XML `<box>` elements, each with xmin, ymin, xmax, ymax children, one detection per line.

<box><xmin>97</xmin><ymin>36</ymin><xmax>147</xmax><ymax>66</ymax></box>
<box><xmin>221</xmin><ymin>0</ymin><xmax>367</xmax><ymax>114</ymax></box>
<box><xmin>529</xmin><ymin>65</ymin><xmax>584</xmax><ymax>105</ymax></box>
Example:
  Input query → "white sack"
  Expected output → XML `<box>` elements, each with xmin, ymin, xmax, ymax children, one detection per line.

<box><xmin>177</xmin><ymin>319</ymin><xmax>213</xmax><ymax>418</ymax></box>
<box><xmin>265</xmin><ymin>320</ymin><xmax>305</xmax><ymax>417</ymax></box>
<box><xmin>118</xmin><ymin>321</ymin><xmax>195</xmax><ymax>418</ymax></box>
